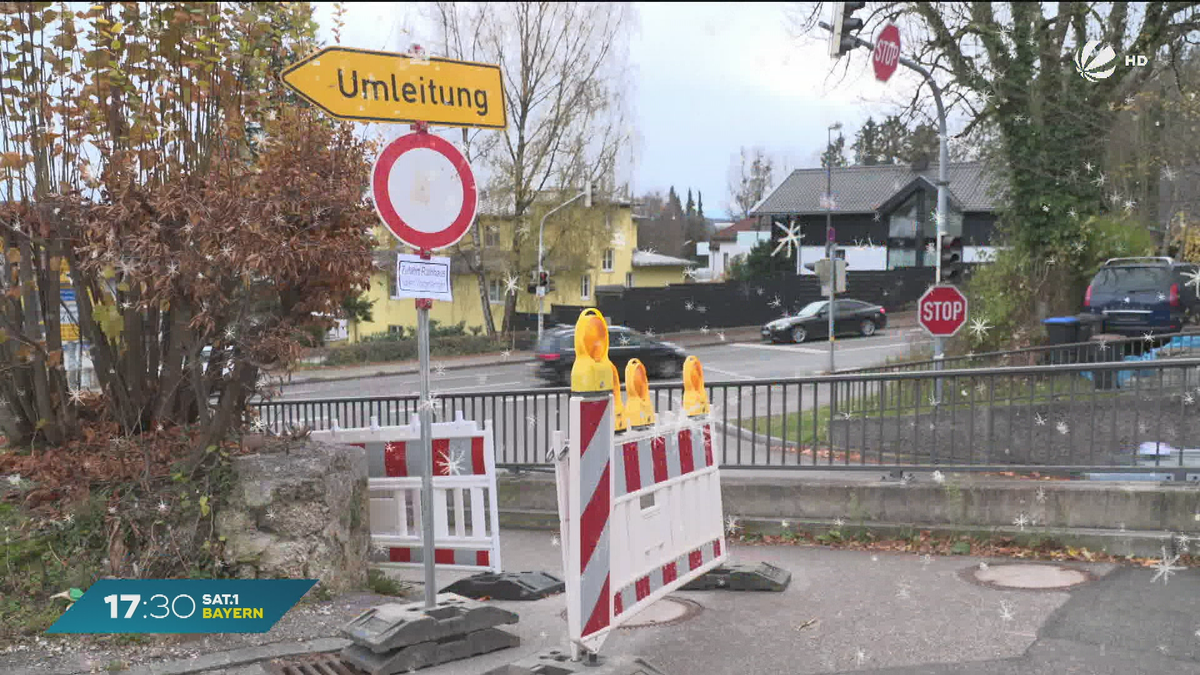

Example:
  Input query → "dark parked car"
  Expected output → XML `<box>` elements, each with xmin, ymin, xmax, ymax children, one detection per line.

<box><xmin>761</xmin><ymin>299</ymin><xmax>888</xmax><ymax>344</ymax></box>
<box><xmin>1083</xmin><ymin>257</ymin><xmax>1200</xmax><ymax>336</ymax></box>
<box><xmin>534</xmin><ymin>325</ymin><xmax>689</xmax><ymax>386</ymax></box>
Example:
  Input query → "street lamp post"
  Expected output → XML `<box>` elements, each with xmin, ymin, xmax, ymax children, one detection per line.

<box><xmin>537</xmin><ymin>185</ymin><xmax>592</xmax><ymax>342</ymax></box>
<box><xmin>819</xmin><ymin>23</ymin><xmax>951</xmax><ymax>400</ymax></box>
<box><xmin>826</xmin><ymin>122</ymin><xmax>842</xmax><ymax>374</ymax></box>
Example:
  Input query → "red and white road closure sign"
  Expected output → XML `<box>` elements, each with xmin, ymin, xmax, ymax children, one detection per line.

<box><xmin>873</xmin><ymin>24</ymin><xmax>901</xmax><ymax>82</ymax></box>
<box><xmin>371</xmin><ymin>131</ymin><xmax>478</xmax><ymax>251</ymax></box>
<box><xmin>918</xmin><ymin>285</ymin><xmax>968</xmax><ymax>337</ymax></box>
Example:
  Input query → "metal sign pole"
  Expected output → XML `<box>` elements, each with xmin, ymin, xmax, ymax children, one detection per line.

<box><xmin>825</xmin><ymin>125</ymin><xmax>838</xmax><ymax>374</ymax></box>
<box><xmin>931</xmin><ymin>65</ymin><xmax>949</xmax><ymax>406</ymax></box>
<box><xmin>822</xmin><ymin>25</ymin><xmax>953</xmax><ymax>402</ymax></box>
<box><xmin>416</xmin><ymin>252</ymin><xmax>437</xmax><ymax>610</ymax></box>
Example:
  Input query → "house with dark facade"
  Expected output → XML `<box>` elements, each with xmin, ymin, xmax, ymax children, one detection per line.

<box><xmin>750</xmin><ymin>160</ymin><xmax>1002</xmax><ymax>274</ymax></box>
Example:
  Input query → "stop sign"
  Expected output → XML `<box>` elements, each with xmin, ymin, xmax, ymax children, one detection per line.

<box><xmin>873</xmin><ymin>24</ymin><xmax>901</xmax><ymax>82</ymax></box>
<box><xmin>918</xmin><ymin>285</ymin><xmax>968</xmax><ymax>337</ymax></box>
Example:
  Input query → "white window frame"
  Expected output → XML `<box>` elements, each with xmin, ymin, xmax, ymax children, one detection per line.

<box><xmin>387</xmin><ymin>271</ymin><xmax>399</xmax><ymax>300</ymax></box>
<box><xmin>487</xmin><ymin>278</ymin><xmax>502</xmax><ymax>304</ymax></box>
<box><xmin>602</xmin><ymin>248</ymin><xmax>614</xmax><ymax>272</ymax></box>
<box><xmin>580</xmin><ymin>274</ymin><xmax>592</xmax><ymax>300</ymax></box>
<box><xmin>484</xmin><ymin>227</ymin><xmax>500</xmax><ymax>247</ymax></box>
<box><xmin>625</xmin><ymin>271</ymin><xmax>633</xmax><ymax>288</ymax></box>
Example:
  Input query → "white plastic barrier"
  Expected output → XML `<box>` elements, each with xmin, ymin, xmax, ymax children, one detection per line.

<box><xmin>312</xmin><ymin>412</ymin><xmax>502</xmax><ymax>573</ymax></box>
<box><xmin>553</xmin><ymin>398</ymin><xmax>727</xmax><ymax>655</ymax></box>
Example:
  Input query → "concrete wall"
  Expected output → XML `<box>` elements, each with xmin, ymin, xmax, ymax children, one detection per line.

<box><xmin>495</xmin><ymin>473</ymin><xmax>1200</xmax><ymax>556</ymax></box>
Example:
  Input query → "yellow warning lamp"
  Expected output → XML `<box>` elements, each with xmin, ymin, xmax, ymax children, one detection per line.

<box><xmin>610</xmin><ymin>360</ymin><xmax>628</xmax><ymax>433</ymax></box>
<box><xmin>623</xmin><ymin>359</ymin><xmax>656</xmax><ymax>428</ymax></box>
<box><xmin>682</xmin><ymin>356</ymin><xmax>711</xmax><ymax>416</ymax></box>
<box><xmin>570</xmin><ymin>309</ymin><xmax>617</xmax><ymax>394</ymax></box>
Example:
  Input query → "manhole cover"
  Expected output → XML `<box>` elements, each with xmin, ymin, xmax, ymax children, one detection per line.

<box><xmin>558</xmin><ymin>596</ymin><xmax>702</xmax><ymax>629</ymax></box>
<box><xmin>966</xmin><ymin>563</ymin><xmax>1093</xmax><ymax>590</ymax></box>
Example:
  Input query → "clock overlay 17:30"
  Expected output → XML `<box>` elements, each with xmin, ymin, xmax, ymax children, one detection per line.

<box><xmin>46</xmin><ymin>579</ymin><xmax>318</xmax><ymax>634</ymax></box>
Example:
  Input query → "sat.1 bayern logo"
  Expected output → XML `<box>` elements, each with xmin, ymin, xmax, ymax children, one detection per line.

<box><xmin>1075</xmin><ymin>40</ymin><xmax>1117</xmax><ymax>82</ymax></box>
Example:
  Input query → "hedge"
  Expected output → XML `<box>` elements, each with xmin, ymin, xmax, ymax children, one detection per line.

<box><xmin>324</xmin><ymin>330</ymin><xmax>540</xmax><ymax>366</ymax></box>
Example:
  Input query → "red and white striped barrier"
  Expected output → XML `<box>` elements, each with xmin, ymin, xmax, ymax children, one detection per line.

<box><xmin>555</xmin><ymin>397</ymin><xmax>727</xmax><ymax>655</ymax></box>
<box><xmin>312</xmin><ymin>412</ymin><xmax>502</xmax><ymax>573</ymax></box>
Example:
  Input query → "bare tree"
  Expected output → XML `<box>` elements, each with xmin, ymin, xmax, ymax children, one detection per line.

<box><xmin>728</xmin><ymin>147</ymin><xmax>775</xmax><ymax>220</ymax></box>
<box><xmin>431</xmin><ymin>2</ymin><xmax>633</xmax><ymax>333</ymax></box>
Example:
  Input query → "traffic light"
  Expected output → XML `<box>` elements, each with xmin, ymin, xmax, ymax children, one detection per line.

<box><xmin>829</xmin><ymin>1</ymin><xmax>866</xmax><ymax>58</ymax></box>
<box><xmin>529</xmin><ymin>271</ymin><xmax>555</xmax><ymax>294</ymax></box>
<box><xmin>940</xmin><ymin>236</ymin><xmax>964</xmax><ymax>283</ymax></box>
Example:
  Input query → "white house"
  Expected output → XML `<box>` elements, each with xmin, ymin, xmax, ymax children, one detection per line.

<box><xmin>696</xmin><ymin>218</ymin><xmax>773</xmax><ymax>280</ymax></box>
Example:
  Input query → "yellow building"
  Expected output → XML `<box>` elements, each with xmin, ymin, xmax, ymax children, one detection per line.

<box><xmin>349</xmin><ymin>199</ymin><xmax>696</xmax><ymax>341</ymax></box>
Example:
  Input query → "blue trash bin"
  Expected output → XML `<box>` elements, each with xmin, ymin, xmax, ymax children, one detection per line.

<box><xmin>1043</xmin><ymin>316</ymin><xmax>1081</xmax><ymax>344</ymax></box>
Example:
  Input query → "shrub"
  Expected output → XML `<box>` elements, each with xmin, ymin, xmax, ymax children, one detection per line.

<box><xmin>323</xmin><ymin>334</ymin><xmax>516</xmax><ymax>366</ymax></box>
<box><xmin>325</xmin><ymin>340</ymin><xmax>417</xmax><ymax>365</ymax></box>
<box><xmin>965</xmin><ymin>214</ymin><xmax>1155</xmax><ymax>352</ymax></box>
<box><xmin>361</xmin><ymin>329</ymin><xmax>408</xmax><ymax>343</ymax></box>
<box><xmin>429</xmin><ymin>320</ymin><xmax>468</xmax><ymax>338</ymax></box>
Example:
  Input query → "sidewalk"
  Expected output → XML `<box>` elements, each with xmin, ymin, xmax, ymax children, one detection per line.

<box><xmin>8</xmin><ymin>527</ymin><xmax>1196</xmax><ymax>675</ymax></box>
<box><xmin>279</xmin><ymin>311</ymin><xmax>918</xmax><ymax>386</ymax></box>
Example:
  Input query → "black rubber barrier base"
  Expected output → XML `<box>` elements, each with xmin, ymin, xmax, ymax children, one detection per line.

<box><xmin>440</xmin><ymin>571</ymin><xmax>565</xmax><ymax>601</ymax></box>
<box><xmin>679</xmin><ymin>562</ymin><xmax>791</xmax><ymax>592</ymax></box>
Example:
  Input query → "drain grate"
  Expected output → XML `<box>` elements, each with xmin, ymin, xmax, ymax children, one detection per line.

<box><xmin>263</xmin><ymin>652</ymin><xmax>367</xmax><ymax>675</ymax></box>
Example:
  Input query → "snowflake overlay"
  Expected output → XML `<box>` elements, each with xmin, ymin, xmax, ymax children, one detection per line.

<box><xmin>1150</xmin><ymin>546</ymin><xmax>1185</xmax><ymax>585</ymax></box>
<box><xmin>772</xmin><ymin>221</ymin><xmax>802</xmax><ymax>259</ymax></box>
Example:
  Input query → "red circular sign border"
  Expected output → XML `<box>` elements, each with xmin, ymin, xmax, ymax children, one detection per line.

<box><xmin>918</xmin><ymin>285</ymin><xmax>969</xmax><ymax>337</ymax></box>
<box><xmin>371</xmin><ymin>132</ymin><xmax>477</xmax><ymax>251</ymax></box>
<box><xmin>873</xmin><ymin>24</ymin><xmax>901</xmax><ymax>83</ymax></box>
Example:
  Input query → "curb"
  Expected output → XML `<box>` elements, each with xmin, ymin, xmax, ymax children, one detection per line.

<box><xmin>278</xmin><ymin>356</ymin><xmax>538</xmax><ymax>385</ymax></box>
<box><xmin>495</xmin><ymin>510</ymin><xmax>1174</xmax><ymax>559</ymax></box>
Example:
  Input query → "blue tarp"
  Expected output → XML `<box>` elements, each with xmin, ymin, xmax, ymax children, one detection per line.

<box><xmin>1079</xmin><ymin>334</ymin><xmax>1200</xmax><ymax>388</ymax></box>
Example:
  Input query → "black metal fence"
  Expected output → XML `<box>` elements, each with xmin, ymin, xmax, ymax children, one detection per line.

<box><xmin>845</xmin><ymin>330</ymin><xmax>1200</xmax><ymax>374</ymax></box>
<box><xmin>251</xmin><ymin>357</ymin><xmax>1200</xmax><ymax>478</ymax></box>
<box><xmin>593</xmin><ymin>266</ymin><xmax>985</xmax><ymax>334</ymax></box>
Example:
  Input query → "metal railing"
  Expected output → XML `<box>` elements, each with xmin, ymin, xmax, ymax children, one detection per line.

<box><xmin>250</xmin><ymin>357</ymin><xmax>1200</xmax><ymax>478</ymax></box>
<box><xmin>845</xmin><ymin>329</ymin><xmax>1200</xmax><ymax>374</ymax></box>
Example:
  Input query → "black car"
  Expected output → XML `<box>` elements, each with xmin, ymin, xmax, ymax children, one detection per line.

<box><xmin>534</xmin><ymin>325</ymin><xmax>689</xmax><ymax>386</ymax></box>
<box><xmin>761</xmin><ymin>299</ymin><xmax>888</xmax><ymax>344</ymax></box>
<box><xmin>1083</xmin><ymin>257</ymin><xmax>1200</xmax><ymax>336</ymax></box>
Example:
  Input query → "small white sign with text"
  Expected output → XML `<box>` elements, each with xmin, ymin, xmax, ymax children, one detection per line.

<box><xmin>395</xmin><ymin>254</ymin><xmax>453</xmax><ymax>302</ymax></box>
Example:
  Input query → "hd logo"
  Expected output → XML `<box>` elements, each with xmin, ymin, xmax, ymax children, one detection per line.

<box><xmin>1075</xmin><ymin>40</ymin><xmax>1117</xmax><ymax>82</ymax></box>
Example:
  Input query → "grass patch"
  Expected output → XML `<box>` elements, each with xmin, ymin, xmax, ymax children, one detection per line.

<box><xmin>751</xmin><ymin>371</ymin><xmax>1117</xmax><ymax>443</ymax></box>
<box><xmin>367</xmin><ymin>569</ymin><xmax>412</xmax><ymax>597</ymax></box>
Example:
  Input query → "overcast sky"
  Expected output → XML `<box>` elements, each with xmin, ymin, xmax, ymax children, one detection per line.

<box><xmin>313</xmin><ymin>3</ymin><xmax>941</xmax><ymax>220</ymax></box>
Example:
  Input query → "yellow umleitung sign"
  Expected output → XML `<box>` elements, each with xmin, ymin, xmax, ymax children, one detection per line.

<box><xmin>281</xmin><ymin>46</ymin><xmax>506</xmax><ymax>129</ymax></box>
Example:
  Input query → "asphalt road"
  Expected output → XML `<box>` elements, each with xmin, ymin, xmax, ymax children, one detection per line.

<box><xmin>275</xmin><ymin>327</ymin><xmax>930</xmax><ymax>400</ymax></box>
<box><xmin>261</xmin><ymin>328</ymin><xmax>930</xmax><ymax>469</ymax></box>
